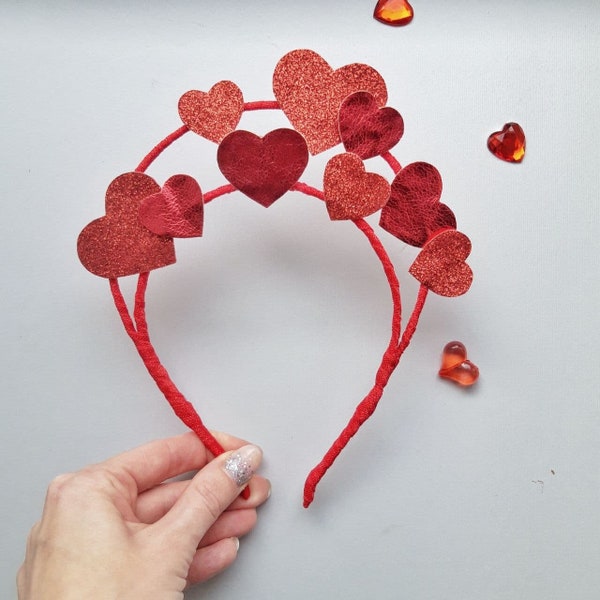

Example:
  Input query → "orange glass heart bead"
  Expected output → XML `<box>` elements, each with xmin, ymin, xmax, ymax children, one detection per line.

<box><xmin>439</xmin><ymin>341</ymin><xmax>479</xmax><ymax>386</ymax></box>
<box><xmin>373</xmin><ymin>0</ymin><xmax>414</xmax><ymax>26</ymax></box>
<box><xmin>487</xmin><ymin>122</ymin><xmax>526</xmax><ymax>163</ymax></box>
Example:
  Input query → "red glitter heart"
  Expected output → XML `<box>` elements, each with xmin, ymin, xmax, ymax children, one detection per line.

<box><xmin>273</xmin><ymin>49</ymin><xmax>387</xmax><ymax>155</ymax></box>
<box><xmin>409</xmin><ymin>230</ymin><xmax>473</xmax><ymax>297</ymax></box>
<box><xmin>178</xmin><ymin>81</ymin><xmax>244</xmax><ymax>143</ymax></box>
<box><xmin>338</xmin><ymin>91</ymin><xmax>404</xmax><ymax>159</ymax></box>
<box><xmin>217</xmin><ymin>128</ymin><xmax>308</xmax><ymax>207</ymax></box>
<box><xmin>324</xmin><ymin>153</ymin><xmax>391</xmax><ymax>220</ymax></box>
<box><xmin>487</xmin><ymin>122</ymin><xmax>526</xmax><ymax>163</ymax></box>
<box><xmin>439</xmin><ymin>341</ymin><xmax>479</xmax><ymax>386</ymax></box>
<box><xmin>379</xmin><ymin>162</ymin><xmax>456</xmax><ymax>247</ymax></box>
<box><xmin>77</xmin><ymin>172</ymin><xmax>176</xmax><ymax>278</ymax></box>
<box><xmin>139</xmin><ymin>174</ymin><xmax>204</xmax><ymax>238</ymax></box>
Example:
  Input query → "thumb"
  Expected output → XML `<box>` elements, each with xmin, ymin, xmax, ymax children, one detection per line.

<box><xmin>156</xmin><ymin>444</ymin><xmax>263</xmax><ymax>549</ymax></box>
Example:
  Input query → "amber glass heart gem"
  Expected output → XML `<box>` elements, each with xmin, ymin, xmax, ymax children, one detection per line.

<box><xmin>487</xmin><ymin>122</ymin><xmax>526</xmax><ymax>163</ymax></box>
<box><xmin>439</xmin><ymin>341</ymin><xmax>479</xmax><ymax>386</ymax></box>
<box><xmin>373</xmin><ymin>0</ymin><xmax>414</xmax><ymax>26</ymax></box>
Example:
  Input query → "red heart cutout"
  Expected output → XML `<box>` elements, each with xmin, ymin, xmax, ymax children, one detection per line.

<box><xmin>78</xmin><ymin>172</ymin><xmax>176</xmax><ymax>278</ymax></box>
<box><xmin>178</xmin><ymin>80</ymin><xmax>244</xmax><ymax>143</ymax></box>
<box><xmin>379</xmin><ymin>162</ymin><xmax>456</xmax><ymax>247</ymax></box>
<box><xmin>409</xmin><ymin>230</ymin><xmax>473</xmax><ymax>297</ymax></box>
<box><xmin>139</xmin><ymin>174</ymin><xmax>203</xmax><ymax>238</ymax></box>
<box><xmin>339</xmin><ymin>91</ymin><xmax>404</xmax><ymax>159</ymax></box>
<box><xmin>273</xmin><ymin>49</ymin><xmax>387</xmax><ymax>155</ymax></box>
<box><xmin>438</xmin><ymin>341</ymin><xmax>479</xmax><ymax>386</ymax></box>
<box><xmin>217</xmin><ymin>128</ymin><xmax>308</xmax><ymax>207</ymax></box>
<box><xmin>487</xmin><ymin>122</ymin><xmax>526</xmax><ymax>163</ymax></box>
<box><xmin>324</xmin><ymin>153</ymin><xmax>391</xmax><ymax>220</ymax></box>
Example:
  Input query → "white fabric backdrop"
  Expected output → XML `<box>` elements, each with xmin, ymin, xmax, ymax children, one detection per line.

<box><xmin>2</xmin><ymin>1</ymin><xmax>599</xmax><ymax>598</ymax></box>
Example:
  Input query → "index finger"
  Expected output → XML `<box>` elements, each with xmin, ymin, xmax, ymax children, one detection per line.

<box><xmin>100</xmin><ymin>431</ymin><xmax>250</xmax><ymax>493</ymax></box>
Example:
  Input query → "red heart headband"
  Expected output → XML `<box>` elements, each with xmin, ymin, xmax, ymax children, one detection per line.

<box><xmin>77</xmin><ymin>49</ymin><xmax>473</xmax><ymax>507</ymax></box>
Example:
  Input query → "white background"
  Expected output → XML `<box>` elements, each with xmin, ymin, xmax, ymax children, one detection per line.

<box><xmin>1</xmin><ymin>1</ymin><xmax>599</xmax><ymax>598</ymax></box>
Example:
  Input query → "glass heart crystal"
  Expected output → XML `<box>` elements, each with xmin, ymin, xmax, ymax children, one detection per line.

<box><xmin>487</xmin><ymin>122</ymin><xmax>526</xmax><ymax>163</ymax></box>
<box><xmin>373</xmin><ymin>0</ymin><xmax>414</xmax><ymax>26</ymax></box>
<box><xmin>439</xmin><ymin>341</ymin><xmax>479</xmax><ymax>386</ymax></box>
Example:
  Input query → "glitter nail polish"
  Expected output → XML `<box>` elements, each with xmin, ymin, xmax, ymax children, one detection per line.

<box><xmin>223</xmin><ymin>445</ymin><xmax>262</xmax><ymax>487</ymax></box>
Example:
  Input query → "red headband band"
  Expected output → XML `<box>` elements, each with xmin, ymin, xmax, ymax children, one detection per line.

<box><xmin>77</xmin><ymin>49</ymin><xmax>473</xmax><ymax>507</ymax></box>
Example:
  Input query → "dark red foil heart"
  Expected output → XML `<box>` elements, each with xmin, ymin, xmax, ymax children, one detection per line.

<box><xmin>217</xmin><ymin>128</ymin><xmax>309</xmax><ymax>207</ymax></box>
<box><xmin>379</xmin><ymin>162</ymin><xmax>456</xmax><ymax>247</ymax></box>
<box><xmin>339</xmin><ymin>91</ymin><xmax>404</xmax><ymax>159</ymax></box>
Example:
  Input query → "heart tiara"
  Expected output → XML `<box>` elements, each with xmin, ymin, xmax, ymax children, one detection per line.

<box><xmin>77</xmin><ymin>49</ymin><xmax>473</xmax><ymax>507</ymax></box>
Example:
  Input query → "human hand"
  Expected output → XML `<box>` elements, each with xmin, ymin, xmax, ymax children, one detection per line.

<box><xmin>17</xmin><ymin>432</ymin><xmax>269</xmax><ymax>599</ymax></box>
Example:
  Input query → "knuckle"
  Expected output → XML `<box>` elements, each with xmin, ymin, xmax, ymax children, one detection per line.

<box><xmin>45</xmin><ymin>473</ymin><xmax>74</xmax><ymax>501</ymax></box>
<box><xmin>46</xmin><ymin>466</ymin><xmax>126</xmax><ymax>504</ymax></box>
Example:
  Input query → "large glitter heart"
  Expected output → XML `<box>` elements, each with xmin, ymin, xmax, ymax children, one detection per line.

<box><xmin>324</xmin><ymin>153</ymin><xmax>391</xmax><ymax>220</ymax></box>
<box><xmin>379</xmin><ymin>162</ymin><xmax>456</xmax><ymax>247</ymax></box>
<box><xmin>273</xmin><ymin>49</ymin><xmax>387</xmax><ymax>155</ymax></box>
<box><xmin>77</xmin><ymin>172</ymin><xmax>176</xmax><ymax>278</ymax></box>
<box><xmin>339</xmin><ymin>91</ymin><xmax>404</xmax><ymax>159</ymax></box>
<box><xmin>139</xmin><ymin>174</ymin><xmax>204</xmax><ymax>238</ymax></box>
<box><xmin>178</xmin><ymin>80</ymin><xmax>244</xmax><ymax>143</ymax></box>
<box><xmin>409</xmin><ymin>230</ymin><xmax>473</xmax><ymax>297</ymax></box>
<box><xmin>217</xmin><ymin>128</ymin><xmax>309</xmax><ymax>207</ymax></box>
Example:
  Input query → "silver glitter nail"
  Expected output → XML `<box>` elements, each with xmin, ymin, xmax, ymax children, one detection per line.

<box><xmin>224</xmin><ymin>452</ymin><xmax>254</xmax><ymax>487</ymax></box>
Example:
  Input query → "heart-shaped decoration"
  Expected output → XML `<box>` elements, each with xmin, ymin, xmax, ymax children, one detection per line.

<box><xmin>217</xmin><ymin>128</ymin><xmax>309</xmax><ymax>207</ymax></box>
<box><xmin>324</xmin><ymin>153</ymin><xmax>391</xmax><ymax>220</ymax></box>
<box><xmin>439</xmin><ymin>341</ymin><xmax>479</xmax><ymax>386</ymax></box>
<box><xmin>139</xmin><ymin>174</ymin><xmax>204</xmax><ymax>238</ymax></box>
<box><xmin>487</xmin><ymin>122</ymin><xmax>526</xmax><ymax>163</ymax></box>
<box><xmin>178</xmin><ymin>80</ymin><xmax>244</xmax><ymax>143</ymax></box>
<box><xmin>409</xmin><ymin>230</ymin><xmax>473</xmax><ymax>297</ymax></box>
<box><xmin>373</xmin><ymin>0</ymin><xmax>414</xmax><ymax>26</ymax></box>
<box><xmin>77</xmin><ymin>172</ymin><xmax>176</xmax><ymax>278</ymax></box>
<box><xmin>273</xmin><ymin>49</ymin><xmax>387</xmax><ymax>155</ymax></box>
<box><xmin>339</xmin><ymin>91</ymin><xmax>404</xmax><ymax>159</ymax></box>
<box><xmin>379</xmin><ymin>162</ymin><xmax>456</xmax><ymax>247</ymax></box>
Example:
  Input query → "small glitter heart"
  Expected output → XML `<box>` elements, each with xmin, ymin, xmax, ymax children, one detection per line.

<box><xmin>373</xmin><ymin>0</ymin><xmax>414</xmax><ymax>26</ymax></box>
<box><xmin>178</xmin><ymin>81</ymin><xmax>244</xmax><ymax>143</ymax></box>
<box><xmin>408</xmin><ymin>230</ymin><xmax>472</xmax><ymax>297</ymax></box>
<box><xmin>487</xmin><ymin>122</ymin><xmax>526</xmax><ymax>163</ymax></box>
<box><xmin>439</xmin><ymin>341</ymin><xmax>479</xmax><ymax>386</ymax></box>
<box><xmin>324</xmin><ymin>153</ymin><xmax>391</xmax><ymax>220</ymax></box>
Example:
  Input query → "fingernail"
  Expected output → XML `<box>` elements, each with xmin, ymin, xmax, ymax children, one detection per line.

<box><xmin>223</xmin><ymin>444</ymin><xmax>262</xmax><ymax>487</ymax></box>
<box><xmin>232</xmin><ymin>537</ymin><xmax>240</xmax><ymax>552</ymax></box>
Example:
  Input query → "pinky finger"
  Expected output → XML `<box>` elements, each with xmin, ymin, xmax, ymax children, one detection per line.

<box><xmin>186</xmin><ymin>537</ymin><xmax>240</xmax><ymax>586</ymax></box>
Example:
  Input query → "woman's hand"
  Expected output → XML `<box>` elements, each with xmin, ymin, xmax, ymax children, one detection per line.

<box><xmin>17</xmin><ymin>432</ymin><xmax>269</xmax><ymax>599</ymax></box>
